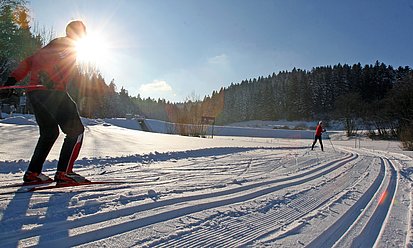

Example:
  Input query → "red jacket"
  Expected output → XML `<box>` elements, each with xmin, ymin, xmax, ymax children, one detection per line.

<box><xmin>11</xmin><ymin>37</ymin><xmax>77</xmax><ymax>92</ymax></box>
<box><xmin>315</xmin><ymin>124</ymin><xmax>323</xmax><ymax>136</ymax></box>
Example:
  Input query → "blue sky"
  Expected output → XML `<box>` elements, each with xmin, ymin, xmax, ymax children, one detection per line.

<box><xmin>29</xmin><ymin>0</ymin><xmax>413</xmax><ymax>102</ymax></box>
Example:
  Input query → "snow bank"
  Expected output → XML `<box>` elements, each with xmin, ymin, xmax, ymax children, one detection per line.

<box><xmin>0</xmin><ymin>114</ymin><xmax>324</xmax><ymax>139</ymax></box>
<box><xmin>144</xmin><ymin>119</ymin><xmax>319</xmax><ymax>139</ymax></box>
<box><xmin>0</xmin><ymin>114</ymin><xmax>37</xmax><ymax>125</ymax></box>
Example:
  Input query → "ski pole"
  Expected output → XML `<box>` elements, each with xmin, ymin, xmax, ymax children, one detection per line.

<box><xmin>328</xmin><ymin>136</ymin><xmax>336</xmax><ymax>152</ymax></box>
<box><xmin>0</xmin><ymin>85</ymin><xmax>46</xmax><ymax>90</ymax></box>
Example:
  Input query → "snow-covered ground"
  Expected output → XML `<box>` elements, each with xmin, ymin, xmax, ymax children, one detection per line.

<box><xmin>0</xmin><ymin>114</ymin><xmax>412</xmax><ymax>247</ymax></box>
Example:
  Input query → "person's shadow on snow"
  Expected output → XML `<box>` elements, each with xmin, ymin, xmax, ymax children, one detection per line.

<box><xmin>0</xmin><ymin>190</ymin><xmax>76</xmax><ymax>247</ymax></box>
<box><xmin>0</xmin><ymin>192</ymin><xmax>34</xmax><ymax>247</ymax></box>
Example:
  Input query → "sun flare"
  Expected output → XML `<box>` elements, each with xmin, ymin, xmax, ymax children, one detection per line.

<box><xmin>75</xmin><ymin>33</ymin><xmax>110</xmax><ymax>66</ymax></box>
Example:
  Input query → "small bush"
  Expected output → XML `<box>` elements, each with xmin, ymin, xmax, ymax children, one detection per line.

<box><xmin>400</xmin><ymin>123</ymin><xmax>413</xmax><ymax>150</ymax></box>
<box><xmin>294</xmin><ymin>123</ymin><xmax>308</xmax><ymax>130</ymax></box>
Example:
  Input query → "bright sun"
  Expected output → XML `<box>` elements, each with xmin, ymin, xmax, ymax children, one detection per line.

<box><xmin>75</xmin><ymin>33</ymin><xmax>110</xmax><ymax>66</ymax></box>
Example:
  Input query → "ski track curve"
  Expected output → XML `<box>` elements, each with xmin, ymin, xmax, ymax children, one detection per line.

<box><xmin>0</xmin><ymin>149</ymin><xmax>352</xmax><ymax>247</ymax></box>
<box><xmin>151</xmin><ymin>153</ymin><xmax>368</xmax><ymax>248</ymax></box>
<box><xmin>0</xmin><ymin>145</ymin><xmax>410</xmax><ymax>247</ymax></box>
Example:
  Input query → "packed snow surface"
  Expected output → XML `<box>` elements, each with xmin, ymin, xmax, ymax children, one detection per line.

<box><xmin>0</xmin><ymin>115</ymin><xmax>412</xmax><ymax>247</ymax></box>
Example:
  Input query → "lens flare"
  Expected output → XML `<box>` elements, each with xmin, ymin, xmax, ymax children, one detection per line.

<box><xmin>378</xmin><ymin>190</ymin><xmax>388</xmax><ymax>205</ymax></box>
<box><xmin>75</xmin><ymin>32</ymin><xmax>110</xmax><ymax>66</ymax></box>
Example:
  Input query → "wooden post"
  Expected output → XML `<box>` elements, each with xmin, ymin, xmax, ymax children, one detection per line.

<box><xmin>201</xmin><ymin>116</ymin><xmax>216</xmax><ymax>138</ymax></box>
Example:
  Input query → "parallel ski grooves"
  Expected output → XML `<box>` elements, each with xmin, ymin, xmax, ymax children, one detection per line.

<box><xmin>306</xmin><ymin>157</ymin><xmax>386</xmax><ymax>247</ymax></box>
<box><xmin>1</xmin><ymin>153</ymin><xmax>356</xmax><ymax>247</ymax></box>
<box><xmin>351</xmin><ymin>157</ymin><xmax>398</xmax><ymax>247</ymax></box>
<box><xmin>155</xmin><ymin>156</ymin><xmax>371</xmax><ymax>247</ymax></box>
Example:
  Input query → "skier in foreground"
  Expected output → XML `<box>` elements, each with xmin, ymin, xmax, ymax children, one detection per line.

<box><xmin>2</xmin><ymin>20</ymin><xmax>89</xmax><ymax>184</ymax></box>
<box><xmin>311</xmin><ymin>121</ymin><xmax>326</xmax><ymax>151</ymax></box>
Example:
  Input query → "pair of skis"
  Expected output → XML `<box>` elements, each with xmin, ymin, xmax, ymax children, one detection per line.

<box><xmin>0</xmin><ymin>177</ymin><xmax>160</xmax><ymax>194</ymax></box>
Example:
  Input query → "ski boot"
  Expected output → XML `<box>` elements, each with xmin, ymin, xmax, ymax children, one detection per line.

<box><xmin>54</xmin><ymin>171</ymin><xmax>90</xmax><ymax>184</ymax></box>
<box><xmin>23</xmin><ymin>171</ymin><xmax>53</xmax><ymax>184</ymax></box>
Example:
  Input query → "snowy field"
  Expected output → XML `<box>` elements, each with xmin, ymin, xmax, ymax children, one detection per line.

<box><xmin>1</xmin><ymin>115</ymin><xmax>413</xmax><ymax>247</ymax></box>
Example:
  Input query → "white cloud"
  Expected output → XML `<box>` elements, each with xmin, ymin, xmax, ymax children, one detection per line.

<box><xmin>139</xmin><ymin>80</ymin><xmax>173</xmax><ymax>93</ymax></box>
<box><xmin>208</xmin><ymin>54</ymin><xmax>229</xmax><ymax>65</ymax></box>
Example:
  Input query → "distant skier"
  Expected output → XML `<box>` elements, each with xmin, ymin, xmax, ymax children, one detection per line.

<box><xmin>311</xmin><ymin>121</ymin><xmax>326</xmax><ymax>151</ymax></box>
<box><xmin>1</xmin><ymin>20</ymin><xmax>89</xmax><ymax>184</ymax></box>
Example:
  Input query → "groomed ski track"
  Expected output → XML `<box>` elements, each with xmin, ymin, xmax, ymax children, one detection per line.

<box><xmin>0</xmin><ymin>145</ymin><xmax>410</xmax><ymax>247</ymax></box>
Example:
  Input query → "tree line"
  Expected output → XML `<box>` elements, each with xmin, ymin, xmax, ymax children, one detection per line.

<box><xmin>71</xmin><ymin>61</ymin><xmax>413</xmax><ymax>150</ymax></box>
<box><xmin>200</xmin><ymin>62</ymin><xmax>413</xmax><ymax>149</ymax></box>
<box><xmin>1</xmin><ymin>0</ymin><xmax>412</xmax><ymax>149</ymax></box>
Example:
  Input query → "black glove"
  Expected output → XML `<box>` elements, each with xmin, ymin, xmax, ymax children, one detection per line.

<box><xmin>4</xmin><ymin>77</ymin><xmax>17</xmax><ymax>86</ymax></box>
<box><xmin>0</xmin><ymin>89</ymin><xmax>17</xmax><ymax>99</ymax></box>
<box><xmin>0</xmin><ymin>77</ymin><xmax>18</xmax><ymax>99</ymax></box>
<box><xmin>0</xmin><ymin>90</ymin><xmax>13</xmax><ymax>99</ymax></box>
